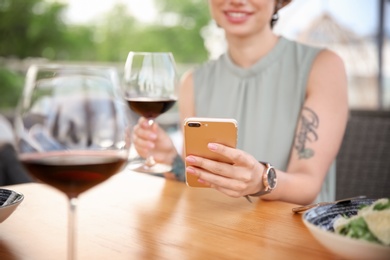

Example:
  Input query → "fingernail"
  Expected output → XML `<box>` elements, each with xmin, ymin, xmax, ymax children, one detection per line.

<box><xmin>185</xmin><ymin>156</ymin><xmax>196</xmax><ymax>163</ymax></box>
<box><xmin>186</xmin><ymin>167</ymin><xmax>196</xmax><ymax>175</ymax></box>
<box><xmin>149</xmin><ymin>133</ymin><xmax>157</xmax><ymax>140</ymax></box>
<box><xmin>208</xmin><ymin>143</ymin><xmax>217</xmax><ymax>151</ymax></box>
<box><xmin>198</xmin><ymin>178</ymin><xmax>205</xmax><ymax>184</ymax></box>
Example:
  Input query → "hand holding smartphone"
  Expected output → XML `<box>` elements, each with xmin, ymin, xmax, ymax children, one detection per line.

<box><xmin>183</xmin><ymin>117</ymin><xmax>238</xmax><ymax>187</ymax></box>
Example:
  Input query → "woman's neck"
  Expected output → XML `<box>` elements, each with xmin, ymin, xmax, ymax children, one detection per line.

<box><xmin>226</xmin><ymin>31</ymin><xmax>278</xmax><ymax>68</ymax></box>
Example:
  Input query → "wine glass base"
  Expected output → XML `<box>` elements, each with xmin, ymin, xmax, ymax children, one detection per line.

<box><xmin>126</xmin><ymin>161</ymin><xmax>172</xmax><ymax>174</ymax></box>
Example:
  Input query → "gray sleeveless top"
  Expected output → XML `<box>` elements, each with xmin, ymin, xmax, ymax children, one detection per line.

<box><xmin>193</xmin><ymin>37</ymin><xmax>335</xmax><ymax>203</ymax></box>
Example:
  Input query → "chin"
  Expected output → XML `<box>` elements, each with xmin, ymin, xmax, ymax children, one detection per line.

<box><xmin>224</xmin><ymin>29</ymin><xmax>255</xmax><ymax>38</ymax></box>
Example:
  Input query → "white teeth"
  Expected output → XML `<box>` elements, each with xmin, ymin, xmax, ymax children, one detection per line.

<box><xmin>227</xmin><ymin>12</ymin><xmax>246</xmax><ymax>18</ymax></box>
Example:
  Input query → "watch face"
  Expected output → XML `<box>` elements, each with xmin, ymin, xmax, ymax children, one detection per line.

<box><xmin>267</xmin><ymin>167</ymin><xmax>277</xmax><ymax>189</ymax></box>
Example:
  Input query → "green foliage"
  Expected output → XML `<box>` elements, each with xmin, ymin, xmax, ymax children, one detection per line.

<box><xmin>0</xmin><ymin>0</ymin><xmax>213</xmax><ymax>109</ymax></box>
<box><xmin>0</xmin><ymin>0</ymin><xmax>96</xmax><ymax>60</ymax></box>
<box><xmin>0</xmin><ymin>67</ymin><xmax>24</xmax><ymax>109</ymax></box>
<box><xmin>0</xmin><ymin>0</ymin><xmax>210</xmax><ymax>63</ymax></box>
<box><xmin>94</xmin><ymin>4</ymin><xmax>139</xmax><ymax>62</ymax></box>
<box><xmin>153</xmin><ymin>0</ymin><xmax>210</xmax><ymax>63</ymax></box>
<box><xmin>0</xmin><ymin>0</ymin><xmax>65</xmax><ymax>58</ymax></box>
<box><xmin>96</xmin><ymin>0</ymin><xmax>210</xmax><ymax>63</ymax></box>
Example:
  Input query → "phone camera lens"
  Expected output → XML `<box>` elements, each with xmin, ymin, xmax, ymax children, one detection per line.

<box><xmin>188</xmin><ymin>122</ymin><xmax>201</xmax><ymax>127</ymax></box>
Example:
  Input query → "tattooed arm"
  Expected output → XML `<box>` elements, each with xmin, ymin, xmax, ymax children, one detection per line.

<box><xmin>295</xmin><ymin>107</ymin><xmax>319</xmax><ymax>159</ymax></box>
<box><xmin>263</xmin><ymin>49</ymin><xmax>348</xmax><ymax>204</ymax></box>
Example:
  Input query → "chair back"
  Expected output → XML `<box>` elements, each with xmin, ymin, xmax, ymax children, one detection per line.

<box><xmin>336</xmin><ymin>109</ymin><xmax>390</xmax><ymax>200</ymax></box>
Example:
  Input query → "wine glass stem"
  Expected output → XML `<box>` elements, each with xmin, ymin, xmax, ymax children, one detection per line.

<box><xmin>144</xmin><ymin>118</ymin><xmax>156</xmax><ymax>168</ymax></box>
<box><xmin>68</xmin><ymin>197</ymin><xmax>78</xmax><ymax>260</ymax></box>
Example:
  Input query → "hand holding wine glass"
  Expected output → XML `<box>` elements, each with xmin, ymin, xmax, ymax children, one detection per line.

<box><xmin>14</xmin><ymin>64</ymin><xmax>130</xmax><ymax>260</ymax></box>
<box><xmin>123</xmin><ymin>52</ymin><xmax>178</xmax><ymax>174</ymax></box>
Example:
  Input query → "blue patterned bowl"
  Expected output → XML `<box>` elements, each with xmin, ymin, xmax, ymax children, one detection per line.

<box><xmin>302</xmin><ymin>198</ymin><xmax>390</xmax><ymax>260</ymax></box>
<box><xmin>0</xmin><ymin>188</ymin><xmax>24</xmax><ymax>223</ymax></box>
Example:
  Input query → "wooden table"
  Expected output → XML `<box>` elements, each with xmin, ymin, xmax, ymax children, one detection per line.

<box><xmin>0</xmin><ymin>171</ymin><xmax>338</xmax><ymax>260</ymax></box>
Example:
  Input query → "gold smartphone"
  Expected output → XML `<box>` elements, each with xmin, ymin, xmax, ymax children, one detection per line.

<box><xmin>183</xmin><ymin>117</ymin><xmax>238</xmax><ymax>188</ymax></box>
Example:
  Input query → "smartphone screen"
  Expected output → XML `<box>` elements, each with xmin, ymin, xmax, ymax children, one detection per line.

<box><xmin>183</xmin><ymin>117</ymin><xmax>238</xmax><ymax>187</ymax></box>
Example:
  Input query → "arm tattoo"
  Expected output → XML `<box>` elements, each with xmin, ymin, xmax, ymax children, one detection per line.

<box><xmin>295</xmin><ymin>107</ymin><xmax>319</xmax><ymax>159</ymax></box>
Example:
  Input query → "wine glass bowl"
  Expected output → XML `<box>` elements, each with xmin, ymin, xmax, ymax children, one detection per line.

<box><xmin>123</xmin><ymin>52</ymin><xmax>178</xmax><ymax>173</ymax></box>
<box><xmin>14</xmin><ymin>64</ymin><xmax>130</xmax><ymax>259</ymax></box>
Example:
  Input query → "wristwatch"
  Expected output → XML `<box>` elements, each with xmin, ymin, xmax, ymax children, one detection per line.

<box><xmin>249</xmin><ymin>161</ymin><xmax>277</xmax><ymax>197</ymax></box>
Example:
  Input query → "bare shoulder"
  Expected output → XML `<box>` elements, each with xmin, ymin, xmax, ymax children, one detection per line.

<box><xmin>308</xmin><ymin>49</ymin><xmax>347</xmax><ymax>94</ymax></box>
<box><xmin>312</xmin><ymin>49</ymin><xmax>346</xmax><ymax>77</ymax></box>
<box><xmin>316</xmin><ymin>48</ymin><xmax>344</xmax><ymax>63</ymax></box>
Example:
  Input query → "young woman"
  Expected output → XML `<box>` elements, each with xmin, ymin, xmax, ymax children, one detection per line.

<box><xmin>132</xmin><ymin>0</ymin><xmax>348</xmax><ymax>205</ymax></box>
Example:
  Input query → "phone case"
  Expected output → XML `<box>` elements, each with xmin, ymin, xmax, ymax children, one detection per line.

<box><xmin>183</xmin><ymin>117</ymin><xmax>238</xmax><ymax>188</ymax></box>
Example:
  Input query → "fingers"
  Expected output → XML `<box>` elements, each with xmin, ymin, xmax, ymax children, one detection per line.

<box><xmin>186</xmin><ymin>155</ymin><xmax>232</xmax><ymax>178</ymax></box>
<box><xmin>185</xmin><ymin>154</ymin><xmax>247</xmax><ymax>185</ymax></box>
<box><xmin>187</xmin><ymin>143</ymin><xmax>254</xmax><ymax>179</ymax></box>
<box><xmin>185</xmin><ymin>143</ymin><xmax>262</xmax><ymax>198</ymax></box>
<box><xmin>125</xmin><ymin>127</ymin><xmax>132</xmax><ymax>149</ymax></box>
<box><xmin>132</xmin><ymin>117</ymin><xmax>157</xmax><ymax>158</ymax></box>
<box><xmin>133</xmin><ymin>121</ymin><xmax>157</xmax><ymax>141</ymax></box>
<box><xmin>208</xmin><ymin>143</ymin><xmax>250</xmax><ymax>165</ymax></box>
<box><xmin>186</xmin><ymin>163</ymin><xmax>248</xmax><ymax>198</ymax></box>
<box><xmin>164</xmin><ymin>172</ymin><xmax>177</xmax><ymax>180</ymax></box>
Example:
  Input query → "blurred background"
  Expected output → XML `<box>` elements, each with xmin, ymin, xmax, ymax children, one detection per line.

<box><xmin>0</xmin><ymin>0</ymin><xmax>389</xmax><ymax>122</ymax></box>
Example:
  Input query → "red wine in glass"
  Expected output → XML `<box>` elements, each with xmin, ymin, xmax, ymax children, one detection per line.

<box><xmin>20</xmin><ymin>151</ymin><xmax>127</xmax><ymax>198</ymax></box>
<box><xmin>126</xmin><ymin>97</ymin><xmax>176</xmax><ymax>119</ymax></box>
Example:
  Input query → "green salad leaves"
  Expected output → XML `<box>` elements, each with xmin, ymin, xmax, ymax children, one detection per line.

<box><xmin>333</xmin><ymin>198</ymin><xmax>390</xmax><ymax>246</ymax></box>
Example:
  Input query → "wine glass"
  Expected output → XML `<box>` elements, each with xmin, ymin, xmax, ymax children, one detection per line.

<box><xmin>14</xmin><ymin>64</ymin><xmax>130</xmax><ymax>260</ymax></box>
<box><xmin>123</xmin><ymin>52</ymin><xmax>178</xmax><ymax>174</ymax></box>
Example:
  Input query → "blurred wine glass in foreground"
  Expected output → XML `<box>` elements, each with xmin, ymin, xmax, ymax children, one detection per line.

<box><xmin>14</xmin><ymin>64</ymin><xmax>130</xmax><ymax>260</ymax></box>
<box><xmin>123</xmin><ymin>52</ymin><xmax>178</xmax><ymax>174</ymax></box>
